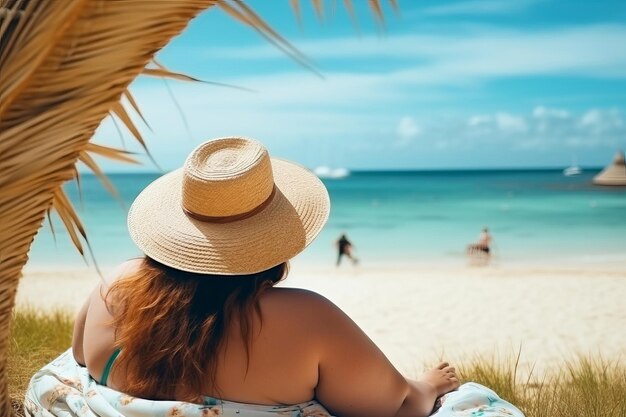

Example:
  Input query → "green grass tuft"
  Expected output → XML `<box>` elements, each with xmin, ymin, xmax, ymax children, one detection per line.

<box><xmin>7</xmin><ymin>309</ymin><xmax>626</xmax><ymax>417</ymax></box>
<box><xmin>459</xmin><ymin>353</ymin><xmax>626</xmax><ymax>417</ymax></box>
<box><xmin>8</xmin><ymin>308</ymin><xmax>74</xmax><ymax>402</ymax></box>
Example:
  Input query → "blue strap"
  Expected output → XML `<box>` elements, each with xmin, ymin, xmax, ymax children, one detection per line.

<box><xmin>100</xmin><ymin>348</ymin><xmax>121</xmax><ymax>385</ymax></box>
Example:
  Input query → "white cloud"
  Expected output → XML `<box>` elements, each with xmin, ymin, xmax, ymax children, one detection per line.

<box><xmin>422</xmin><ymin>0</ymin><xmax>541</xmax><ymax>16</ymax></box>
<box><xmin>578</xmin><ymin>108</ymin><xmax>625</xmax><ymax>135</ymax></box>
<box><xmin>467</xmin><ymin>112</ymin><xmax>527</xmax><ymax>135</ymax></box>
<box><xmin>580</xmin><ymin>109</ymin><xmax>603</xmax><ymax>127</ymax></box>
<box><xmin>531</xmin><ymin>106</ymin><xmax>572</xmax><ymax>133</ymax></box>
<box><xmin>396</xmin><ymin>116</ymin><xmax>422</xmax><ymax>145</ymax></box>
<box><xmin>468</xmin><ymin>115</ymin><xmax>491</xmax><ymax>127</ymax></box>
<box><xmin>495</xmin><ymin>112</ymin><xmax>528</xmax><ymax>133</ymax></box>
<box><xmin>93</xmin><ymin>99</ymin><xmax>626</xmax><ymax>172</ymax></box>
<box><xmin>533</xmin><ymin>106</ymin><xmax>570</xmax><ymax>119</ymax></box>
<box><xmin>461</xmin><ymin>107</ymin><xmax>625</xmax><ymax>150</ymax></box>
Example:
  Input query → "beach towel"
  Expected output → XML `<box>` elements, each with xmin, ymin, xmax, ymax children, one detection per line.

<box><xmin>24</xmin><ymin>349</ymin><xmax>525</xmax><ymax>417</ymax></box>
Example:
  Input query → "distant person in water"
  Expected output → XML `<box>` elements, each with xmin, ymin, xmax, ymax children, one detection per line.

<box><xmin>478</xmin><ymin>227</ymin><xmax>492</xmax><ymax>253</ymax></box>
<box><xmin>466</xmin><ymin>227</ymin><xmax>493</xmax><ymax>261</ymax></box>
<box><xmin>336</xmin><ymin>233</ymin><xmax>358</xmax><ymax>266</ymax></box>
<box><xmin>466</xmin><ymin>227</ymin><xmax>492</xmax><ymax>260</ymax></box>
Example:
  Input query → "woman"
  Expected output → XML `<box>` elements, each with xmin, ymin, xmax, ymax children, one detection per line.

<box><xmin>70</xmin><ymin>137</ymin><xmax>459</xmax><ymax>417</ymax></box>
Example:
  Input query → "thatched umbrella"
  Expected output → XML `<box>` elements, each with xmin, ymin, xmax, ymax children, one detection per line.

<box><xmin>593</xmin><ymin>150</ymin><xmax>626</xmax><ymax>186</ymax></box>
<box><xmin>0</xmin><ymin>1</ymin><xmax>391</xmax><ymax>414</ymax></box>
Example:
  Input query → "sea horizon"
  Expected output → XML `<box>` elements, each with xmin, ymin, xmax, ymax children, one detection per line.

<box><xmin>26</xmin><ymin>169</ymin><xmax>626</xmax><ymax>270</ymax></box>
<box><xmin>86</xmin><ymin>166</ymin><xmax>609</xmax><ymax>175</ymax></box>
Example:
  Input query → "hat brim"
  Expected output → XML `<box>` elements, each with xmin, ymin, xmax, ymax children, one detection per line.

<box><xmin>128</xmin><ymin>159</ymin><xmax>330</xmax><ymax>275</ymax></box>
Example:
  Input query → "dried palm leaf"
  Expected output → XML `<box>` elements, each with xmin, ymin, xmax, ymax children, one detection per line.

<box><xmin>220</xmin><ymin>0</ymin><xmax>322</xmax><ymax>76</ymax></box>
<box><xmin>343</xmin><ymin>0</ymin><xmax>360</xmax><ymax>32</ymax></box>
<box><xmin>143</xmin><ymin>66</ymin><xmax>255</xmax><ymax>91</ymax></box>
<box><xmin>312</xmin><ymin>0</ymin><xmax>324</xmax><ymax>21</ymax></box>
<box><xmin>123</xmin><ymin>89</ymin><xmax>152</xmax><ymax>132</ymax></box>
<box><xmin>290</xmin><ymin>0</ymin><xmax>302</xmax><ymax>26</ymax></box>
<box><xmin>389</xmin><ymin>0</ymin><xmax>400</xmax><ymax>15</ymax></box>
<box><xmin>0</xmin><ymin>2</ymin><xmax>222</xmax><ymax>413</ymax></box>
<box><xmin>369</xmin><ymin>0</ymin><xmax>385</xmax><ymax>27</ymax></box>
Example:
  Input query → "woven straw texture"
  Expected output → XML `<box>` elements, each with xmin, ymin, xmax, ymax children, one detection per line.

<box><xmin>128</xmin><ymin>138</ymin><xmax>329</xmax><ymax>275</ymax></box>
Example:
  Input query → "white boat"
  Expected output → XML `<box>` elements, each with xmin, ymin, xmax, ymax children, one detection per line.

<box><xmin>563</xmin><ymin>166</ymin><xmax>582</xmax><ymax>176</ymax></box>
<box><xmin>314</xmin><ymin>166</ymin><xmax>350</xmax><ymax>179</ymax></box>
<box><xmin>563</xmin><ymin>157</ymin><xmax>582</xmax><ymax>176</ymax></box>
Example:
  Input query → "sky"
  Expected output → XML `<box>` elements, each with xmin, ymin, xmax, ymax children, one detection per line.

<box><xmin>93</xmin><ymin>0</ymin><xmax>626</xmax><ymax>172</ymax></box>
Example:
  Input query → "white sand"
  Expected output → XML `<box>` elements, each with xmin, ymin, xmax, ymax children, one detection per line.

<box><xmin>16</xmin><ymin>263</ymin><xmax>626</xmax><ymax>377</ymax></box>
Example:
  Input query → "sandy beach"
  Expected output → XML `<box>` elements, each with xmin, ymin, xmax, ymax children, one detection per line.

<box><xmin>16</xmin><ymin>263</ymin><xmax>626</xmax><ymax>378</ymax></box>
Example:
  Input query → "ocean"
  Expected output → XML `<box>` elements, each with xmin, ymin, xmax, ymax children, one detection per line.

<box><xmin>27</xmin><ymin>170</ymin><xmax>626</xmax><ymax>269</ymax></box>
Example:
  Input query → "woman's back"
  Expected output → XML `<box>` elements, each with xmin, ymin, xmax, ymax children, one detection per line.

<box><xmin>78</xmin><ymin>260</ymin><xmax>322</xmax><ymax>405</ymax></box>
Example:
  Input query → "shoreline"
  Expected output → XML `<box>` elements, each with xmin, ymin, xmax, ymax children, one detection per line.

<box><xmin>16</xmin><ymin>263</ymin><xmax>626</xmax><ymax>378</ymax></box>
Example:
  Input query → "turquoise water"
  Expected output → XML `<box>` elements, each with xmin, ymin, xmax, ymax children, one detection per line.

<box><xmin>28</xmin><ymin>170</ymin><xmax>626</xmax><ymax>268</ymax></box>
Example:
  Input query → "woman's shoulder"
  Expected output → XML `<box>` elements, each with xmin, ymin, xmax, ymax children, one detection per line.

<box><xmin>261</xmin><ymin>287</ymin><xmax>335</xmax><ymax>311</ymax></box>
<box><xmin>259</xmin><ymin>287</ymin><xmax>348</xmax><ymax>332</ymax></box>
<box><xmin>100</xmin><ymin>258</ymin><xmax>144</xmax><ymax>288</ymax></box>
<box><xmin>89</xmin><ymin>258</ymin><xmax>144</xmax><ymax>310</ymax></box>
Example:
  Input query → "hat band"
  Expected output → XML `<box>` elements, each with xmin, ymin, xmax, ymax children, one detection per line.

<box><xmin>183</xmin><ymin>185</ymin><xmax>277</xmax><ymax>224</ymax></box>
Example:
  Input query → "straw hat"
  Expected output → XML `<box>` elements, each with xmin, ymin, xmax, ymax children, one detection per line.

<box><xmin>128</xmin><ymin>137</ymin><xmax>330</xmax><ymax>275</ymax></box>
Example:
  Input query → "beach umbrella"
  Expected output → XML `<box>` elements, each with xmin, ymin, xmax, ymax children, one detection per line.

<box><xmin>0</xmin><ymin>1</ymin><xmax>391</xmax><ymax>414</ymax></box>
<box><xmin>593</xmin><ymin>150</ymin><xmax>626</xmax><ymax>186</ymax></box>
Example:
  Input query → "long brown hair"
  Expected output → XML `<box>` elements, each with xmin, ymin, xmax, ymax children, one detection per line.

<box><xmin>106</xmin><ymin>256</ymin><xmax>287</xmax><ymax>401</ymax></box>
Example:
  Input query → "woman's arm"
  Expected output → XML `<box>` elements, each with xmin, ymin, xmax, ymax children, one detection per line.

<box><xmin>72</xmin><ymin>296</ymin><xmax>91</xmax><ymax>366</ymax></box>
<box><xmin>299</xmin><ymin>291</ymin><xmax>458</xmax><ymax>417</ymax></box>
<box><xmin>72</xmin><ymin>259</ymin><xmax>142</xmax><ymax>368</ymax></box>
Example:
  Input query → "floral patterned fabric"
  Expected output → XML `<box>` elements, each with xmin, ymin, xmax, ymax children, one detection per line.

<box><xmin>434</xmin><ymin>383</ymin><xmax>525</xmax><ymax>417</ymax></box>
<box><xmin>25</xmin><ymin>349</ymin><xmax>524</xmax><ymax>417</ymax></box>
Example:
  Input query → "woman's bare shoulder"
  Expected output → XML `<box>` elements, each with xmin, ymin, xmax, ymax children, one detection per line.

<box><xmin>88</xmin><ymin>258</ymin><xmax>143</xmax><ymax>311</ymax></box>
<box><xmin>100</xmin><ymin>258</ymin><xmax>143</xmax><ymax>289</ymax></box>
<box><xmin>259</xmin><ymin>288</ymin><xmax>350</xmax><ymax>333</ymax></box>
<box><xmin>261</xmin><ymin>287</ymin><xmax>336</xmax><ymax>312</ymax></box>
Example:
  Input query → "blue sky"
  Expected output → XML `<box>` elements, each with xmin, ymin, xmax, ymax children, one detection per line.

<box><xmin>93</xmin><ymin>0</ymin><xmax>626</xmax><ymax>171</ymax></box>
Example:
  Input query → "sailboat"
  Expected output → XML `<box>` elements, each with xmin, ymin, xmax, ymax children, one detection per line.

<box><xmin>313</xmin><ymin>166</ymin><xmax>350</xmax><ymax>179</ymax></box>
<box><xmin>313</xmin><ymin>139</ymin><xmax>350</xmax><ymax>179</ymax></box>
<box><xmin>563</xmin><ymin>157</ymin><xmax>582</xmax><ymax>177</ymax></box>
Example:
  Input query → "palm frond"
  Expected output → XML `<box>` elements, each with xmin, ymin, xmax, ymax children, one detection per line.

<box><xmin>160</xmin><ymin>77</ymin><xmax>195</xmax><ymax>142</ymax></box>
<box><xmin>143</xmin><ymin>65</ymin><xmax>256</xmax><ymax>92</ymax></box>
<box><xmin>84</xmin><ymin>143</ymin><xmax>139</xmax><ymax>165</ymax></box>
<box><xmin>78</xmin><ymin>150</ymin><xmax>120</xmax><ymax>201</ymax></box>
<box><xmin>109</xmin><ymin>101</ymin><xmax>162</xmax><ymax>170</ymax></box>
<box><xmin>51</xmin><ymin>187</ymin><xmax>87</xmax><ymax>256</ymax></box>
<box><xmin>123</xmin><ymin>88</ymin><xmax>152</xmax><ymax>132</ymax></box>
<box><xmin>312</xmin><ymin>0</ymin><xmax>324</xmax><ymax>21</ymax></box>
<box><xmin>389</xmin><ymin>0</ymin><xmax>400</xmax><ymax>16</ymax></box>
<box><xmin>290</xmin><ymin>0</ymin><xmax>302</xmax><ymax>26</ymax></box>
<box><xmin>342</xmin><ymin>0</ymin><xmax>360</xmax><ymax>32</ymax></box>
<box><xmin>72</xmin><ymin>164</ymin><xmax>84</xmax><ymax>210</ymax></box>
<box><xmin>46</xmin><ymin>208</ymin><xmax>57</xmax><ymax>244</ymax></box>
<box><xmin>0</xmin><ymin>2</ymin><xmax>221</xmax><ymax>410</ymax></box>
<box><xmin>219</xmin><ymin>0</ymin><xmax>322</xmax><ymax>77</ymax></box>
<box><xmin>368</xmin><ymin>0</ymin><xmax>385</xmax><ymax>27</ymax></box>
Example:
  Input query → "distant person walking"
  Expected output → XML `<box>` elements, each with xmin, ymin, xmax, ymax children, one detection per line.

<box><xmin>336</xmin><ymin>233</ymin><xmax>358</xmax><ymax>266</ymax></box>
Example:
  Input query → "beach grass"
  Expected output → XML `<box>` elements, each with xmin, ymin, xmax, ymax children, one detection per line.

<box><xmin>459</xmin><ymin>354</ymin><xmax>626</xmax><ymax>417</ymax></box>
<box><xmin>9</xmin><ymin>308</ymin><xmax>74</xmax><ymax>416</ymax></box>
<box><xmin>8</xmin><ymin>309</ymin><xmax>626</xmax><ymax>417</ymax></box>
